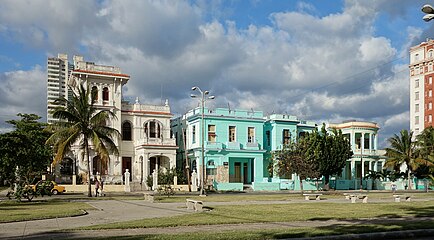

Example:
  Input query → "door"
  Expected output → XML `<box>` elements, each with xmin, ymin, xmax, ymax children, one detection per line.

<box><xmin>243</xmin><ymin>163</ymin><xmax>248</xmax><ymax>184</ymax></box>
<box><xmin>234</xmin><ymin>162</ymin><xmax>241</xmax><ymax>182</ymax></box>
<box><xmin>122</xmin><ymin>157</ymin><xmax>132</xmax><ymax>181</ymax></box>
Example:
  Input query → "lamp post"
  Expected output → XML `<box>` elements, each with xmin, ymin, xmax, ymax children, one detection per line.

<box><xmin>422</xmin><ymin>4</ymin><xmax>434</xmax><ymax>21</ymax></box>
<box><xmin>191</xmin><ymin>86</ymin><xmax>215</xmax><ymax>196</ymax></box>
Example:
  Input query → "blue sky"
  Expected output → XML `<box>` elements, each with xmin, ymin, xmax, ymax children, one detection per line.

<box><xmin>0</xmin><ymin>0</ymin><xmax>433</xmax><ymax>147</ymax></box>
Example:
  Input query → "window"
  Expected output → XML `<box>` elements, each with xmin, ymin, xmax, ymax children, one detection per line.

<box><xmin>416</xmin><ymin>104</ymin><xmax>419</xmax><ymax>113</ymax></box>
<box><xmin>122</xmin><ymin>122</ymin><xmax>132</xmax><ymax>140</ymax></box>
<box><xmin>206</xmin><ymin>168</ymin><xmax>216</xmax><ymax>175</ymax></box>
<box><xmin>430</xmin><ymin>102</ymin><xmax>432</xmax><ymax>110</ymax></box>
<box><xmin>192</xmin><ymin>126</ymin><xmax>196</xmax><ymax>144</ymax></box>
<box><xmin>416</xmin><ymin>67</ymin><xmax>420</xmax><ymax>75</ymax></box>
<box><xmin>430</xmin><ymin>64</ymin><xmax>433</xmax><ymax>72</ymax></box>
<box><xmin>430</xmin><ymin>77</ymin><xmax>433</xmax><ymax>85</ymax></box>
<box><xmin>430</xmin><ymin>90</ymin><xmax>432</xmax><ymax>97</ymax></box>
<box><xmin>415</xmin><ymin>91</ymin><xmax>419</xmax><ymax>100</ymax></box>
<box><xmin>248</xmin><ymin>127</ymin><xmax>255</xmax><ymax>143</ymax></box>
<box><xmin>229</xmin><ymin>126</ymin><xmax>236</xmax><ymax>142</ymax></box>
<box><xmin>415</xmin><ymin>116</ymin><xmax>419</xmax><ymax>125</ymax></box>
<box><xmin>283</xmin><ymin>129</ymin><xmax>291</xmax><ymax>145</ymax></box>
<box><xmin>416</xmin><ymin>79</ymin><xmax>419</xmax><ymax>88</ymax></box>
<box><xmin>103</xmin><ymin>87</ymin><xmax>109</xmax><ymax>101</ymax></box>
<box><xmin>266</xmin><ymin>130</ymin><xmax>271</xmax><ymax>146</ymax></box>
<box><xmin>430</xmin><ymin>51</ymin><xmax>434</xmax><ymax>58</ymax></box>
<box><xmin>415</xmin><ymin>53</ymin><xmax>419</xmax><ymax>62</ymax></box>
<box><xmin>208</xmin><ymin>125</ymin><xmax>216</xmax><ymax>142</ymax></box>
<box><xmin>430</xmin><ymin>115</ymin><xmax>433</xmax><ymax>122</ymax></box>
<box><xmin>145</xmin><ymin>120</ymin><xmax>162</xmax><ymax>139</ymax></box>
<box><xmin>91</xmin><ymin>86</ymin><xmax>98</xmax><ymax>102</ymax></box>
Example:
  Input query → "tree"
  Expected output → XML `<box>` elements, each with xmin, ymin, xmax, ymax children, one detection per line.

<box><xmin>271</xmin><ymin>135</ymin><xmax>320</xmax><ymax>193</ymax></box>
<box><xmin>415</xmin><ymin>127</ymin><xmax>434</xmax><ymax>180</ymax></box>
<box><xmin>0</xmin><ymin>113</ymin><xmax>52</xmax><ymax>187</ymax></box>
<box><xmin>316</xmin><ymin>125</ymin><xmax>353</xmax><ymax>190</ymax></box>
<box><xmin>46</xmin><ymin>84</ymin><xmax>120</xmax><ymax>197</ymax></box>
<box><xmin>385</xmin><ymin>130</ymin><xmax>418</xmax><ymax>190</ymax></box>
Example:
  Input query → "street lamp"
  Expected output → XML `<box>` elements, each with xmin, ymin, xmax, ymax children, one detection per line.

<box><xmin>422</xmin><ymin>4</ymin><xmax>434</xmax><ymax>22</ymax></box>
<box><xmin>191</xmin><ymin>86</ymin><xmax>215</xmax><ymax>196</ymax></box>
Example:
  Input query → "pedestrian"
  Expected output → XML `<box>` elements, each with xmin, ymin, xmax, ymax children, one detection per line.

<box><xmin>391</xmin><ymin>183</ymin><xmax>397</xmax><ymax>193</ymax></box>
<box><xmin>100</xmin><ymin>179</ymin><xmax>105</xmax><ymax>196</ymax></box>
<box><xmin>95</xmin><ymin>178</ymin><xmax>100</xmax><ymax>197</ymax></box>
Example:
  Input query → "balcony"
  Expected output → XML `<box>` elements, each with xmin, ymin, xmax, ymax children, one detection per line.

<box><xmin>226</xmin><ymin>142</ymin><xmax>241</xmax><ymax>150</ymax></box>
<box><xmin>136</xmin><ymin>138</ymin><xmax>176</xmax><ymax>147</ymax></box>
<box><xmin>206</xmin><ymin>141</ymin><xmax>224</xmax><ymax>150</ymax></box>
<box><xmin>245</xmin><ymin>142</ymin><xmax>260</xmax><ymax>150</ymax></box>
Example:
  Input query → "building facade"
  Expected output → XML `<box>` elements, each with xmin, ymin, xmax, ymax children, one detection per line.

<box><xmin>171</xmin><ymin>108</ymin><xmax>317</xmax><ymax>191</ymax></box>
<box><xmin>48</xmin><ymin>54</ymin><xmax>177</xmax><ymax>188</ymax></box>
<box><xmin>409</xmin><ymin>39</ymin><xmax>434</xmax><ymax>136</ymax></box>
<box><xmin>47</xmin><ymin>54</ymin><xmax>72</xmax><ymax>123</ymax></box>
<box><xmin>328</xmin><ymin>121</ymin><xmax>385</xmax><ymax>190</ymax></box>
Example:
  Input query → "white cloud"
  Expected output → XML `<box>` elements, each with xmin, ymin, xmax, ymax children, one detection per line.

<box><xmin>0</xmin><ymin>66</ymin><xmax>46</xmax><ymax>131</ymax></box>
<box><xmin>0</xmin><ymin>0</ymin><xmax>420</xmax><ymax>146</ymax></box>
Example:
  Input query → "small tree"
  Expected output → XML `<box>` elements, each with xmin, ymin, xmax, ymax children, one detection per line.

<box><xmin>272</xmin><ymin>135</ymin><xmax>320</xmax><ymax>193</ymax></box>
<box><xmin>316</xmin><ymin>125</ymin><xmax>353</xmax><ymax>190</ymax></box>
<box><xmin>0</xmin><ymin>114</ymin><xmax>52</xmax><ymax>190</ymax></box>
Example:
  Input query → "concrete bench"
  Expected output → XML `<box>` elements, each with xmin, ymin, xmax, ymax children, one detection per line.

<box><xmin>393</xmin><ymin>195</ymin><xmax>411</xmax><ymax>202</ymax></box>
<box><xmin>349</xmin><ymin>194</ymin><xmax>368</xmax><ymax>203</ymax></box>
<box><xmin>343</xmin><ymin>193</ymin><xmax>352</xmax><ymax>200</ymax></box>
<box><xmin>144</xmin><ymin>192</ymin><xmax>154</xmax><ymax>203</ymax></box>
<box><xmin>303</xmin><ymin>193</ymin><xmax>323</xmax><ymax>201</ymax></box>
<box><xmin>186</xmin><ymin>199</ymin><xmax>204</xmax><ymax>211</ymax></box>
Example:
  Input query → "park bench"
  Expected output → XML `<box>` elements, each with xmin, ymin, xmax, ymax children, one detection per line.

<box><xmin>186</xmin><ymin>199</ymin><xmax>204</xmax><ymax>211</ymax></box>
<box><xmin>349</xmin><ymin>194</ymin><xmax>368</xmax><ymax>203</ymax></box>
<box><xmin>144</xmin><ymin>192</ymin><xmax>154</xmax><ymax>203</ymax></box>
<box><xmin>303</xmin><ymin>193</ymin><xmax>323</xmax><ymax>201</ymax></box>
<box><xmin>393</xmin><ymin>195</ymin><xmax>411</xmax><ymax>202</ymax></box>
<box><xmin>343</xmin><ymin>193</ymin><xmax>352</xmax><ymax>200</ymax></box>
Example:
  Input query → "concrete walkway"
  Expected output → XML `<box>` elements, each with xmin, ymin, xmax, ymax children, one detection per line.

<box><xmin>1</xmin><ymin>197</ymin><xmax>434</xmax><ymax>239</ymax></box>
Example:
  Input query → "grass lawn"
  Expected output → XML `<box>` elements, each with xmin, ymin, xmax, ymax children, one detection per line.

<box><xmin>87</xmin><ymin>221</ymin><xmax>434</xmax><ymax>240</ymax></box>
<box><xmin>0</xmin><ymin>200</ymin><xmax>94</xmax><ymax>223</ymax></box>
<box><xmin>82</xmin><ymin>200</ymin><xmax>434</xmax><ymax>230</ymax></box>
<box><xmin>153</xmin><ymin>191</ymin><xmax>434</xmax><ymax>203</ymax></box>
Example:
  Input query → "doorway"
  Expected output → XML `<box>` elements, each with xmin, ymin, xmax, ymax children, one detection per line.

<box><xmin>122</xmin><ymin>157</ymin><xmax>132</xmax><ymax>181</ymax></box>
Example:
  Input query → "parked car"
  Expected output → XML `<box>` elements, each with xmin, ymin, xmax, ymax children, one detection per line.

<box><xmin>31</xmin><ymin>180</ymin><xmax>66</xmax><ymax>195</ymax></box>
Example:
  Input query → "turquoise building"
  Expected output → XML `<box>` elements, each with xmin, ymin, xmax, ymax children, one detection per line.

<box><xmin>171</xmin><ymin>108</ymin><xmax>316</xmax><ymax>191</ymax></box>
<box><xmin>264</xmin><ymin>114</ymin><xmax>317</xmax><ymax>190</ymax></box>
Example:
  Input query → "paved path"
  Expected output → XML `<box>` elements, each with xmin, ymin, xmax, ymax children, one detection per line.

<box><xmin>1</xmin><ymin>197</ymin><xmax>434</xmax><ymax>239</ymax></box>
<box><xmin>0</xmin><ymin>200</ymin><xmax>191</xmax><ymax>239</ymax></box>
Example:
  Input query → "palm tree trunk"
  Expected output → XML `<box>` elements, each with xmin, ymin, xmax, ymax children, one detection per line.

<box><xmin>85</xmin><ymin>139</ymin><xmax>92</xmax><ymax>197</ymax></box>
<box><xmin>408</xmin><ymin>170</ymin><xmax>411</xmax><ymax>190</ymax></box>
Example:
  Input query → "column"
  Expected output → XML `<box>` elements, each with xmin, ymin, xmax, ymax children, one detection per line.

<box><xmin>351</xmin><ymin>160</ymin><xmax>356</xmax><ymax>189</ymax></box>
<box><xmin>361</xmin><ymin>133</ymin><xmax>365</xmax><ymax>188</ymax></box>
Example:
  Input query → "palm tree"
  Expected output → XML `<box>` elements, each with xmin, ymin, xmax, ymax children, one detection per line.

<box><xmin>46</xmin><ymin>84</ymin><xmax>120</xmax><ymax>197</ymax></box>
<box><xmin>384</xmin><ymin>129</ymin><xmax>416</xmax><ymax>190</ymax></box>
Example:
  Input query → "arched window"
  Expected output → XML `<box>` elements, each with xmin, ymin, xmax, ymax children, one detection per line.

<box><xmin>122</xmin><ymin>121</ymin><xmax>132</xmax><ymax>140</ymax></box>
<box><xmin>144</xmin><ymin>120</ymin><xmax>162</xmax><ymax>139</ymax></box>
<box><xmin>91</xmin><ymin>86</ymin><xmax>98</xmax><ymax>102</ymax></box>
<box><xmin>103</xmin><ymin>87</ymin><xmax>109</xmax><ymax>101</ymax></box>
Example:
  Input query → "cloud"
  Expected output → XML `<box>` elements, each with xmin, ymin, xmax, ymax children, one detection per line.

<box><xmin>0</xmin><ymin>0</ymin><xmax>419</xmax><ymax>147</ymax></box>
<box><xmin>0</xmin><ymin>66</ymin><xmax>47</xmax><ymax>130</ymax></box>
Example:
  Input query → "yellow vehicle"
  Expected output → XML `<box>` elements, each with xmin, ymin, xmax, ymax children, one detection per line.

<box><xmin>31</xmin><ymin>180</ymin><xmax>66</xmax><ymax>195</ymax></box>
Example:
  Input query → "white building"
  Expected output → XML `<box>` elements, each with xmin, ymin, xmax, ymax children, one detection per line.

<box><xmin>47</xmin><ymin>54</ymin><xmax>72</xmax><ymax>123</ymax></box>
<box><xmin>48</xmin><ymin>54</ymin><xmax>177</xmax><ymax>188</ymax></box>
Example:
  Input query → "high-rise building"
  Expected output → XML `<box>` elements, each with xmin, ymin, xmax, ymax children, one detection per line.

<box><xmin>47</xmin><ymin>53</ymin><xmax>72</xmax><ymax>123</ymax></box>
<box><xmin>409</xmin><ymin>39</ymin><xmax>434</xmax><ymax>136</ymax></box>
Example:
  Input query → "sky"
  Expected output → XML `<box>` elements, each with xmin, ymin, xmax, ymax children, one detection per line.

<box><xmin>1</xmin><ymin>0</ymin><xmax>434</xmax><ymax>148</ymax></box>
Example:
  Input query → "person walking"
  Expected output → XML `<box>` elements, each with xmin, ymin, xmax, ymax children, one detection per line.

<box><xmin>100</xmin><ymin>179</ymin><xmax>105</xmax><ymax>196</ymax></box>
<box><xmin>95</xmin><ymin>179</ymin><xmax>100</xmax><ymax>197</ymax></box>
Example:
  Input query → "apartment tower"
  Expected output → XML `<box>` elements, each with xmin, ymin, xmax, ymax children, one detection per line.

<box><xmin>409</xmin><ymin>39</ymin><xmax>434</xmax><ymax>136</ymax></box>
<box><xmin>47</xmin><ymin>54</ymin><xmax>72</xmax><ymax>123</ymax></box>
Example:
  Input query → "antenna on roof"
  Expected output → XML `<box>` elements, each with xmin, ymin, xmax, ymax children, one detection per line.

<box><xmin>228</xmin><ymin>102</ymin><xmax>231</xmax><ymax>113</ymax></box>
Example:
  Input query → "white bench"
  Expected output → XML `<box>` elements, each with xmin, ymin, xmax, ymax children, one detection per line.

<box><xmin>343</xmin><ymin>193</ymin><xmax>351</xmax><ymax>200</ymax></box>
<box><xmin>144</xmin><ymin>192</ymin><xmax>154</xmax><ymax>202</ymax></box>
<box><xmin>349</xmin><ymin>194</ymin><xmax>368</xmax><ymax>203</ymax></box>
<box><xmin>186</xmin><ymin>199</ymin><xmax>204</xmax><ymax>211</ymax></box>
<box><xmin>393</xmin><ymin>195</ymin><xmax>411</xmax><ymax>202</ymax></box>
<box><xmin>303</xmin><ymin>193</ymin><xmax>323</xmax><ymax>201</ymax></box>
